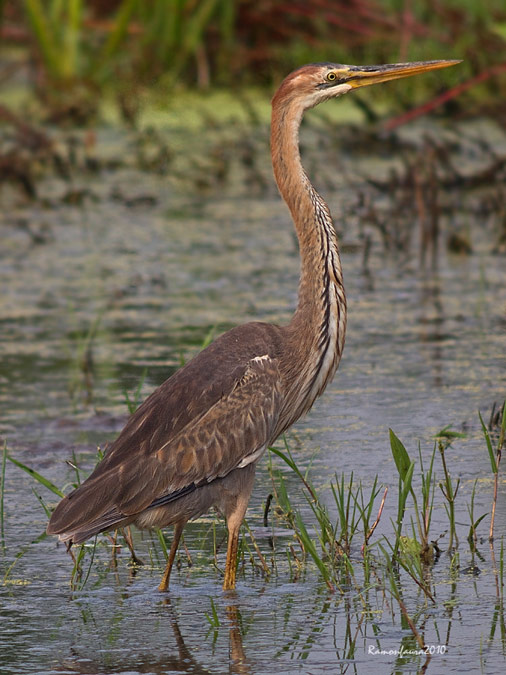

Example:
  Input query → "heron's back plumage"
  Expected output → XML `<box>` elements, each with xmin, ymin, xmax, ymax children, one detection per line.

<box><xmin>47</xmin><ymin>322</ymin><xmax>285</xmax><ymax>541</ymax></box>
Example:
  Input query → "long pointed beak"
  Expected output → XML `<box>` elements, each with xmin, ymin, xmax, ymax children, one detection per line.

<box><xmin>345</xmin><ymin>60</ymin><xmax>461</xmax><ymax>88</ymax></box>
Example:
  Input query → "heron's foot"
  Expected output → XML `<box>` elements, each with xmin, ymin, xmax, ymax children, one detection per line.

<box><xmin>130</xmin><ymin>553</ymin><xmax>145</xmax><ymax>567</ymax></box>
<box><xmin>158</xmin><ymin>577</ymin><xmax>170</xmax><ymax>592</ymax></box>
<box><xmin>222</xmin><ymin>563</ymin><xmax>237</xmax><ymax>591</ymax></box>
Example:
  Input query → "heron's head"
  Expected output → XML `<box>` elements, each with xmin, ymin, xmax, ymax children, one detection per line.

<box><xmin>273</xmin><ymin>60</ymin><xmax>460</xmax><ymax>111</ymax></box>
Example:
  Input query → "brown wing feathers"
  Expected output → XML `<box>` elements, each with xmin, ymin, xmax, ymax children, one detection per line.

<box><xmin>47</xmin><ymin>322</ymin><xmax>284</xmax><ymax>540</ymax></box>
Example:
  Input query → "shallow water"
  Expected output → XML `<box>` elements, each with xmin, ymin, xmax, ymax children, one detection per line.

<box><xmin>1</xmin><ymin>118</ymin><xmax>505</xmax><ymax>674</ymax></box>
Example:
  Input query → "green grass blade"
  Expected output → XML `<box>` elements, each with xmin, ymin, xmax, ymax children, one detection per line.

<box><xmin>400</xmin><ymin>461</ymin><xmax>415</xmax><ymax>503</ymax></box>
<box><xmin>169</xmin><ymin>0</ymin><xmax>219</xmax><ymax>78</ymax></box>
<box><xmin>180</xmin><ymin>0</ymin><xmax>219</xmax><ymax>55</ymax></box>
<box><xmin>471</xmin><ymin>512</ymin><xmax>488</xmax><ymax>532</ymax></box>
<box><xmin>218</xmin><ymin>0</ymin><xmax>235</xmax><ymax>45</ymax></box>
<box><xmin>23</xmin><ymin>0</ymin><xmax>62</xmax><ymax>79</ymax></box>
<box><xmin>1</xmin><ymin>441</ymin><xmax>7</xmax><ymax>548</ymax></box>
<box><xmin>435</xmin><ymin>425</ymin><xmax>467</xmax><ymax>441</ymax></box>
<box><xmin>499</xmin><ymin>401</ymin><xmax>506</xmax><ymax>451</ymax></box>
<box><xmin>155</xmin><ymin>528</ymin><xmax>169</xmax><ymax>561</ymax></box>
<box><xmin>31</xmin><ymin>488</ymin><xmax>52</xmax><ymax>518</ymax></box>
<box><xmin>294</xmin><ymin>512</ymin><xmax>331</xmax><ymax>585</ymax></box>
<box><xmin>3</xmin><ymin>531</ymin><xmax>47</xmax><ymax>583</ymax></box>
<box><xmin>48</xmin><ymin>0</ymin><xmax>64</xmax><ymax>25</ymax></box>
<box><xmin>272</xmin><ymin>469</ymin><xmax>292</xmax><ymax>516</ymax></box>
<box><xmin>123</xmin><ymin>367</ymin><xmax>147</xmax><ymax>414</ymax></box>
<box><xmin>201</xmin><ymin>324</ymin><xmax>217</xmax><ymax>350</ymax></box>
<box><xmin>210</xmin><ymin>597</ymin><xmax>219</xmax><ymax>626</ymax></box>
<box><xmin>79</xmin><ymin>537</ymin><xmax>98</xmax><ymax>589</ymax></box>
<box><xmin>61</xmin><ymin>0</ymin><xmax>82</xmax><ymax>79</ymax></box>
<box><xmin>269</xmin><ymin>444</ymin><xmax>297</xmax><ymax>472</ymax></box>
<box><xmin>389</xmin><ymin>429</ymin><xmax>412</xmax><ymax>481</ymax></box>
<box><xmin>479</xmin><ymin>411</ymin><xmax>497</xmax><ymax>473</ymax></box>
<box><xmin>204</xmin><ymin>597</ymin><xmax>220</xmax><ymax>628</ymax></box>
<box><xmin>99</xmin><ymin>0</ymin><xmax>137</xmax><ymax>65</ymax></box>
<box><xmin>7</xmin><ymin>455</ymin><xmax>65</xmax><ymax>498</ymax></box>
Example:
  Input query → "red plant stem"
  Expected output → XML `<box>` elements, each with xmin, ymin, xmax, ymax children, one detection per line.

<box><xmin>363</xmin><ymin>486</ymin><xmax>388</xmax><ymax>552</ymax></box>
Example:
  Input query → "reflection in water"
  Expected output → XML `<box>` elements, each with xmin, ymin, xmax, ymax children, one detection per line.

<box><xmin>418</xmin><ymin>278</ymin><xmax>444</xmax><ymax>388</ymax></box>
<box><xmin>226</xmin><ymin>605</ymin><xmax>251</xmax><ymax>675</ymax></box>
<box><xmin>54</xmin><ymin>598</ymin><xmax>249</xmax><ymax>675</ymax></box>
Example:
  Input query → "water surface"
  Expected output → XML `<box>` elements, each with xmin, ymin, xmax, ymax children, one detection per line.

<box><xmin>1</xmin><ymin>118</ymin><xmax>505</xmax><ymax>674</ymax></box>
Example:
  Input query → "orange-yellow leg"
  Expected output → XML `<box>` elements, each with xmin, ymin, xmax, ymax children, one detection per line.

<box><xmin>222</xmin><ymin>466</ymin><xmax>256</xmax><ymax>591</ymax></box>
<box><xmin>223</xmin><ymin>522</ymin><xmax>241</xmax><ymax>591</ymax></box>
<box><xmin>158</xmin><ymin>521</ymin><xmax>184</xmax><ymax>592</ymax></box>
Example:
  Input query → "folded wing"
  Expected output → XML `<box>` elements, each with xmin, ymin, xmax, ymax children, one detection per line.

<box><xmin>47</xmin><ymin>324</ymin><xmax>283</xmax><ymax>540</ymax></box>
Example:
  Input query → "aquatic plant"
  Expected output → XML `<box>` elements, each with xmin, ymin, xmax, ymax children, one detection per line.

<box><xmin>0</xmin><ymin>441</ymin><xmax>7</xmax><ymax>551</ymax></box>
<box><xmin>480</xmin><ymin>403</ymin><xmax>506</xmax><ymax>540</ymax></box>
<box><xmin>1</xmin><ymin>0</ymin><xmax>504</xmax><ymax>120</ymax></box>
<box><xmin>22</xmin><ymin>0</ymin><xmax>136</xmax><ymax>87</ymax></box>
<box><xmin>123</xmin><ymin>367</ymin><xmax>147</xmax><ymax>414</ymax></box>
<box><xmin>436</xmin><ymin>430</ymin><xmax>462</xmax><ymax>550</ymax></box>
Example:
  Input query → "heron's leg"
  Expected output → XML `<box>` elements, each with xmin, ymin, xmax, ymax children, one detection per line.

<box><xmin>222</xmin><ymin>467</ymin><xmax>255</xmax><ymax>591</ymax></box>
<box><xmin>158</xmin><ymin>521</ymin><xmax>184</xmax><ymax>592</ymax></box>
<box><xmin>122</xmin><ymin>526</ymin><xmax>144</xmax><ymax>566</ymax></box>
<box><xmin>223</xmin><ymin>516</ymin><xmax>242</xmax><ymax>591</ymax></box>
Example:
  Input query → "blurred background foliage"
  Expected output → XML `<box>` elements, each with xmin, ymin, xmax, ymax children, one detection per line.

<box><xmin>0</xmin><ymin>0</ymin><xmax>505</xmax><ymax>124</ymax></box>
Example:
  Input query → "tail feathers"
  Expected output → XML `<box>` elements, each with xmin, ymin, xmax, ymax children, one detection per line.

<box><xmin>47</xmin><ymin>477</ymin><xmax>125</xmax><ymax>544</ymax></box>
<box><xmin>47</xmin><ymin>471</ymin><xmax>199</xmax><ymax>545</ymax></box>
<box><xmin>56</xmin><ymin>507</ymin><xmax>128</xmax><ymax>545</ymax></box>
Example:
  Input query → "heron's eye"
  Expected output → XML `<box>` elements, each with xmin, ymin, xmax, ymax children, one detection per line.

<box><xmin>326</xmin><ymin>72</ymin><xmax>337</xmax><ymax>82</ymax></box>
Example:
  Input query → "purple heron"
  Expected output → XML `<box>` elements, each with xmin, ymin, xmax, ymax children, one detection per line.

<box><xmin>47</xmin><ymin>60</ymin><xmax>459</xmax><ymax>591</ymax></box>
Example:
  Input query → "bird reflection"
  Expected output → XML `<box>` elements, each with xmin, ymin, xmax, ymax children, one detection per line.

<box><xmin>55</xmin><ymin>600</ymin><xmax>249</xmax><ymax>675</ymax></box>
<box><xmin>226</xmin><ymin>605</ymin><xmax>250</xmax><ymax>675</ymax></box>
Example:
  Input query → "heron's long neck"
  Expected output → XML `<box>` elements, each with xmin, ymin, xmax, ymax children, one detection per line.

<box><xmin>271</xmin><ymin>99</ymin><xmax>347</xmax><ymax>417</ymax></box>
